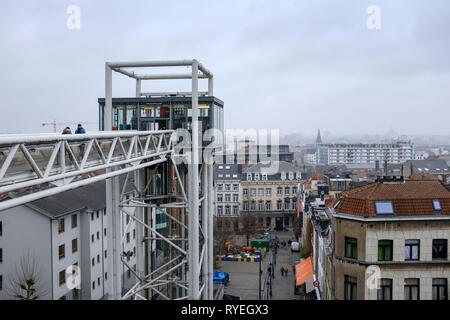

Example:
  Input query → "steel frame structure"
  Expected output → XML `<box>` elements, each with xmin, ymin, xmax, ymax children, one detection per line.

<box><xmin>0</xmin><ymin>59</ymin><xmax>216</xmax><ymax>301</ymax></box>
<box><xmin>104</xmin><ymin>59</ymin><xmax>214</xmax><ymax>300</ymax></box>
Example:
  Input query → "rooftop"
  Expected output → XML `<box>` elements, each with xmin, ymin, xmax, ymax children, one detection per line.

<box><xmin>334</xmin><ymin>180</ymin><xmax>450</xmax><ymax>218</ymax></box>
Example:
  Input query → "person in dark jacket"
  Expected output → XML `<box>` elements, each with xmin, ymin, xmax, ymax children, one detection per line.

<box><xmin>74</xmin><ymin>124</ymin><xmax>86</xmax><ymax>159</ymax></box>
<box><xmin>62</xmin><ymin>127</ymin><xmax>72</xmax><ymax>134</ymax></box>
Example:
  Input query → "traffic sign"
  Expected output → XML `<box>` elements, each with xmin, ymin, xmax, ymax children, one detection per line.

<box><xmin>313</xmin><ymin>280</ymin><xmax>320</xmax><ymax>287</ymax></box>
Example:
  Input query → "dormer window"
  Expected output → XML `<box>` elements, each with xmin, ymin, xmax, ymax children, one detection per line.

<box><xmin>288</xmin><ymin>172</ymin><xmax>294</xmax><ymax>180</ymax></box>
<box><xmin>262</xmin><ymin>173</ymin><xmax>268</xmax><ymax>181</ymax></box>
<box><xmin>375</xmin><ymin>201</ymin><xmax>394</xmax><ymax>215</ymax></box>
<box><xmin>254</xmin><ymin>173</ymin><xmax>260</xmax><ymax>181</ymax></box>
<box><xmin>281</xmin><ymin>172</ymin><xmax>286</xmax><ymax>180</ymax></box>
<box><xmin>247</xmin><ymin>173</ymin><xmax>252</xmax><ymax>181</ymax></box>
<box><xmin>432</xmin><ymin>199</ymin><xmax>442</xmax><ymax>211</ymax></box>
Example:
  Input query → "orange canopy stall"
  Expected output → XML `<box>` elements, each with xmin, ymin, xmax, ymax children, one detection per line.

<box><xmin>295</xmin><ymin>256</ymin><xmax>314</xmax><ymax>287</ymax></box>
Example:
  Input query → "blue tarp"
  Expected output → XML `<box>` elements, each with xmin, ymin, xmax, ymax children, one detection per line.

<box><xmin>213</xmin><ymin>271</ymin><xmax>230</xmax><ymax>285</ymax></box>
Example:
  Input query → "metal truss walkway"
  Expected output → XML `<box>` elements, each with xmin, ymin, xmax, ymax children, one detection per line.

<box><xmin>0</xmin><ymin>59</ymin><xmax>217</xmax><ymax>301</ymax></box>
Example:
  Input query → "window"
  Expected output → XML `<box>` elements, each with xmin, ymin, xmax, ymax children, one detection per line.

<box><xmin>404</xmin><ymin>278</ymin><xmax>420</xmax><ymax>300</ymax></box>
<box><xmin>0</xmin><ymin>221</ymin><xmax>2</xmax><ymax>236</ymax></box>
<box><xmin>58</xmin><ymin>218</ymin><xmax>65</xmax><ymax>234</ymax></box>
<box><xmin>250</xmin><ymin>201</ymin><xmax>256</xmax><ymax>211</ymax></box>
<box><xmin>91</xmin><ymin>212</ymin><xmax>94</xmax><ymax>221</ymax></box>
<box><xmin>266</xmin><ymin>188</ymin><xmax>272</xmax><ymax>196</ymax></box>
<box><xmin>92</xmin><ymin>281</ymin><xmax>95</xmax><ymax>290</ymax></box>
<box><xmin>225</xmin><ymin>184</ymin><xmax>231</xmax><ymax>191</ymax></box>
<box><xmin>72</xmin><ymin>239</ymin><xmax>78</xmax><ymax>253</ymax></box>
<box><xmin>405</xmin><ymin>239</ymin><xmax>420</xmax><ymax>261</ymax></box>
<box><xmin>266</xmin><ymin>201</ymin><xmax>272</xmax><ymax>211</ymax></box>
<box><xmin>98</xmin><ymin>277</ymin><xmax>100</xmax><ymax>286</ymax></box>
<box><xmin>292</xmin><ymin>198</ymin><xmax>297</xmax><ymax>210</ymax></box>
<box><xmin>251</xmin><ymin>188</ymin><xmax>256</xmax><ymax>196</ymax></box>
<box><xmin>262</xmin><ymin>173</ymin><xmax>268</xmax><ymax>181</ymax></box>
<box><xmin>432</xmin><ymin>239</ymin><xmax>447</xmax><ymax>260</ymax></box>
<box><xmin>258</xmin><ymin>188</ymin><xmax>264</xmax><ymax>196</ymax></box>
<box><xmin>126</xmin><ymin>215</ymin><xmax>130</xmax><ymax>224</ymax></box>
<box><xmin>344</xmin><ymin>275</ymin><xmax>357</xmax><ymax>300</ymax></box>
<box><xmin>104</xmin><ymin>209</ymin><xmax>106</xmax><ymax>216</ymax></box>
<box><xmin>277</xmin><ymin>187</ymin><xmax>282</xmax><ymax>195</ymax></box>
<box><xmin>105</xmin><ymin>272</ymin><xmax>108</xmax><ymax>280</ymax></box>
<box><xmin>345</xmin><ymin>237</ymin><xmax>357</xmax><ymax>259</ymax></box>
<box><xmin>133</xmin><ymin>229</ymin><xmax>136</xmax><ymax>239</ymax></box>
<box><xmin>0</xmin><ymin>248</ymin><xmax>2</xmax><ymax>263</ymax></box>
<box><xmin>233</xmin><ymin>184</ymin><xmax>239</xmax><ymax>191</ymax></box>
<box><xmin>225</xmin><ymin>194</ymin><xmax>231</xmax><ymax>202</ymax></box>
<box><xmin>233</xmin><ymin>206</ymin><xmax>239</xmax><ymax>215</ymax></box>
<box><xmin>233</xmin><ymin>194</ymin><xmax>239</xmax><ymax>202</ymax></box>
<box><xmin>277</xmin><ymin>200</ymin><xmax>282</xmax><ymax>210</ymax></box>
<box><xmin>377</xmin><ymin>279</ymin><xmax>392</xmax><ymax>300</ymax></box>
<box><xmin>375</xmin><ymin>201</ymin><xmax>394</xmax><ymax>215</ymax></box>
<box><xmin>71</xmin><ymin>214</ymin><xmax>77</xmax><ymax>228</ymax></box>
<box><xmin>285</xmin><ymin>187</ymin><xmax>290</xmax><ymax>195</ymax></box>
<box><xmin>59</xmin><ymin>270</ymin><xmax>65</xmax><ymax>286</ymax></box>
<box><xmin>127</xmin><ymin>270</ymin><xmax>131</xmax><ymax>279</ymax></box>
<box><xmin>217</xmin><ymin>194</ymin><xmax>223</xmax><ymax>202</ymax></box>
<box><xmin>91</xmin><ymin>234</ymin><xmax>95</xmax><ymax>243</ymax></box>
<box><xmin>58</xmin><ymin>244</ymin><xmax>65</xmax><ymax>259</ymax></box>
<box><xmin>97</xmin><ymin>231</ymin><xmax>100</xmax><ymax>240</ymax></box>
<box><xmin>105</xmin><ymin>250</ymin><xmax>107</xmax><ymax>259</ymax></box>
<box><xmin>284</xmin><ymin>198</ymin><xmax>290</xmax><ymax>210</ymax></box>
<box><xmin>92</xmin><ymin>258</ymin><xmax>95</xmax><ymax>267</ymax></box>
<box><xmin>243</xmin><ymin>202</ymin><xmax>248</xmax><ymax>211</ymax></box>
<box><xmin>258</xmin><ymin>200</ymin><xmax>264</xmax><ymax>211</ymax></box>
<box><xmin>225</xmin><ymin>206</ymin><xmax>231</xmax><ymax>215</ymax></box>
<box><xmin>292</xmin><ymin>186</ymin><xmax>298</xmax><ymax>194</ymax></box>
<box><xmin>217</xmin><ymin>206</ymin><xmax>223</xmax><ymax>215</ymax></box>
<box><xmin>97</xmin><ymin>254</ymin><xmax>100</xmax><ymax>263</ymax></box>
<box><xmin>217</xmin><ymin>184</ymin><xmax>223</xmax><ymax>191</ymax></box>
<box><xmin>126</xmin><ymin>232</ymin><xmax>130</xmax><ymax>243</ymax></box>
<box><xmin>432</xmin><ymin>199</ymin><xmax>442</xmax><ymax>211</ymax></box>
<box><xmin>378</xmin><ymin>240</ymin><xmax>393</xmax><ymax>261</ymax></box>
<box><xmin>247</xmin><ymin>173</ymin><xmax>252</xmax><ymax>181</ymax></box>
<box><xmin>104</xmin><ymin>228</ymin><xmax>107</xmax><ymax>236</ymax></box>
<box><xmin>254</xmin><ymin>173</ymin><xmax>260</xmax><ymax>181</ymax></box>
<box><xmin>96</xmin><ymin>211</ymin><xmax>99</xmax><ymax>219</ymax></box>
<box><xmin>0</xmin><ymin>275</ymin><xmax>2</xmax><ymax>290</ymax></box>
<box><xmin>243</xmin><ymin>189</ymin><xmax>248</xmax><ymax>195</ymax></box>
<box><xmin>432</xmin><ymin>278</ymin><xmax>448</xmax><ymax>300</ymax></box>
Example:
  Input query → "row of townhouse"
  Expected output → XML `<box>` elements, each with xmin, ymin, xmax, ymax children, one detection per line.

<box><xmin>214</xmin><ymin>161</ymin><xmax>303</xmax><ymax>231</ymax></box>
<box><xmin>301</xmin><ymin>176</ymin><xmax>450</xmax><ymax>300</ymax></box>
<box><xmin>0</xmin><ymin>178</ymin><xmax>137</xmax><ymax>300</ymax></box>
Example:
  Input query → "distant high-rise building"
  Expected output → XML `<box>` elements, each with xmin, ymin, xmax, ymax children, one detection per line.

<box><xmin>316</xmin><ymin>141</ymin><xmax>414</xmax><ymax>167</ymax></box>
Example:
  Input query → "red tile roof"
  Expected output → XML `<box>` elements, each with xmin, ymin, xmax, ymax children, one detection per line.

<box><xmin>335</xmin><ymin>180</ymin><xmax>450</xmax><ymax>217</ymax></box>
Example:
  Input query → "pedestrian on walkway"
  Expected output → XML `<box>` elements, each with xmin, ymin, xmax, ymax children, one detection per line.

<box><xmin>75</xmin><ymin>123</ymin><xmax>86</xmax><ymax>160</ymax></box>
<box><xmin>280</xmin><ymin>267</ymin><xmax>284</xmax><ymax>277</ymax></box>
<box><xmin>62</xmin><ymin>127</ymin><xmax>72</xmax><ymax>134</ymax></box>
<box><xmin>285</xmin><ymin>268</ymin><xmax>288</xmax><ymax>276</ymax></box>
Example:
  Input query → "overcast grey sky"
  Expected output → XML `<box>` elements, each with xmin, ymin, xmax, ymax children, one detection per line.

<box><xmin>0</xmin><ymin>0</ymin><xmax>449</xmax><ymax>136</ymax></box>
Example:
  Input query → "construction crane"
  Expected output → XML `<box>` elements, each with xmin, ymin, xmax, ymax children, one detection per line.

<box><xmin>41</xmin><ymin>119</ymin><xmax>98</xmax><ymax>133</ymax></box>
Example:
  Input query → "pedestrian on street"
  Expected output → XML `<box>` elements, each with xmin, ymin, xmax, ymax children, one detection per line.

<box><xmin>280</xmin><ymin>267</ymin><xmax>284</xmax><ymax>277</ymax></box>
<box><xmin>285</xmin><ymin>268</ymin><xmax>288</xmax><ymax>276</ymax></box>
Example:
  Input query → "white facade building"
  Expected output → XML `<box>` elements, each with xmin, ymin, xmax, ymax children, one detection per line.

<box><xmin>316</xmin><ymin>141</ymin><xmax>414</xmax><ymax>166</ymax></box>
<box><xmin>0</xmin><ymin>179</ymin><xmax>137</xmax><ymax>300</ymax></box>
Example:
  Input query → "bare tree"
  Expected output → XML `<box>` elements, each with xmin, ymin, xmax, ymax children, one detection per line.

<box><xmin>5</xmin><ymin>253</ymin><xmax>47</xmax><ymax>300</ymax></box>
